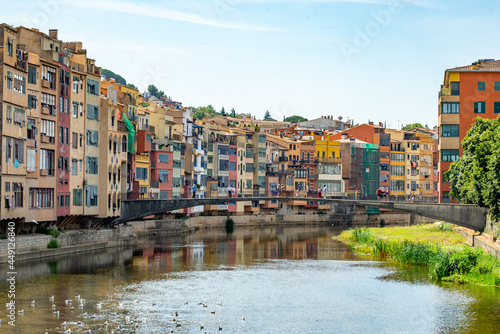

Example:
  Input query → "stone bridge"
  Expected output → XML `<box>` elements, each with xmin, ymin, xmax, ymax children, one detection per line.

<box><xmin>113</xmin><ymin>197</ymin><xmax>487</xmax><ymax>231</ymax></box>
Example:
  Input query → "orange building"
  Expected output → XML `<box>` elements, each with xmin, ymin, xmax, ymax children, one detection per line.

<box><xmin>438</xmin><ymin>59</ymin><xmax>500</xmax><ymax>202</ymax></box>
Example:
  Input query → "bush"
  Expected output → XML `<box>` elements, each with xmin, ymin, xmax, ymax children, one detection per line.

<box><xmin>40</xmin><ymin>227</ymin><xmax>60</xmax><ymax>238</ymax></box>
<box><xmin>432</xmin><ymin>247</ymin><xmax>481</xmax><ymax>278</ymax></box>
<box><xmin>350</xmin><ymin>228</ymin><xmax>373</xmax><ymax>244</ymax></box>
<box><xmin>47</xmin><ymin>239</ymin><xmax>60</xmax><ymax>249</ymax></box>
<box><xmin>0</xmin><ymin>235</ymin><xmax>7</xmax><ymax>240</ymax></box>
<box><xmin>433</xmin><ymin>223</ymin><xmax>453</xmax><ymax>232</ymax></box>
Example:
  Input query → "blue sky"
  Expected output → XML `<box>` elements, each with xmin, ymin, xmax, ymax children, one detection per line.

<box><xmin>3</xmin><ymin>0</ymin><xmax>500</xmax><ymax>127</ymax></box>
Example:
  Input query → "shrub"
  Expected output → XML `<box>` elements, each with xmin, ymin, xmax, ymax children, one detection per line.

<box><xmin>433</xmin><ymin>223</ymin><xmax>453</xmax><ymax>232</ymax></box>
<box><xmin>47</xmin><ymin>239</ymin><xmax>60</xmax><ymax>249</ymax></box>
<box><xmin>350</xmin><ymin>228</ymin><xmax>373</xmax><ymax>244</ymax></box>
<box><xmin>40</xmin><ymin>227</ymin><xmax>60</xmax><ymax>238</ymax></box>
<box><xmin>0</xmin><ymin>235</ymin><xmax>7</xmax><ymax>240</ymax></box>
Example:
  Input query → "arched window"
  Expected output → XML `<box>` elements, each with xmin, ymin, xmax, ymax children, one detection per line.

<box><xmin>117</xmin><ymin>193</ymin><xmax>121</xmax><ymax>209</ymax></box>
<box><xmin>108</xmin><ymin>165</ymin><xmax>112</xmax><ymax>182</ymax></box>
<box><xmin>118</xmin><ymin>137</ymin><xmax>121</xmax><ymax>154</ymax></box>
<box><xmin>113</xmin><ymin>165</ymin><xmax>117</xmax><ymax>184</ymax></box>
<box><xmin>109</xmin><ymin>135</ymin><xmax>112</xmax><ymax>151</ymax></box>
<box><xmin>108</xmin><ymin>193</ymin><xmax>111</xmax><ymax>209</ymax></box>
<box><xmin>113</xmin><ymin>136</ymin><xmax>117</xmax><ymax>154</ymax></box>
<box><xmin>118</xmin><ymin>167</ymin><xmax>121</xmax><ymax>182</ymax></box>
<box><xmin>111</xmin><ymin>109</ymin><xmax>115</xmax><ymax>127</ymax></box>
<box><xmin>112</xmin><ymin>192</ymin><xmax>117</xmax><ymax>211</ymax></box>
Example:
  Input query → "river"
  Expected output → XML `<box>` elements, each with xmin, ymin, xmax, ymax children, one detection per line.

<box><xmin>1</xmin><ymin>225</ymin><xmax>500</xmax><ymax>333</ymax></box>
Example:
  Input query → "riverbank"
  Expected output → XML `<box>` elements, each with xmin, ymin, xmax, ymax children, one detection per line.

<box><xmin>338</xmin><ymin>224</ymin><xmax>500</xmax><ymax>287</ymax></box>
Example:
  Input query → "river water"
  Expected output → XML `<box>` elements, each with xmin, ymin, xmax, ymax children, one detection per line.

<box><xmin>1</xmin><ymin>225</ymin><xmax>500</xmax><ymax>334</ymax></box>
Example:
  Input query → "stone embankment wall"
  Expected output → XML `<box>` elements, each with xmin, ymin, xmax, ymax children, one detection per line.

<box><xmin>455</xmin><ymin>226</ymin><xmax>500</xmax><ymax>260</ymax></box>
<box><xmin>0</xmin><ymin>225</ymin><xmax>135</xmax><ymax>263</ymax></box>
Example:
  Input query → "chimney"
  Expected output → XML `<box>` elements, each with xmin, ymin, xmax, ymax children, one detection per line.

<box><xmin>49</xmin><ymin>29</ymin><xmax>58</xmax><ymax>40</ymax></box>
<box><xmin>341</xmin><ymin>133</ymin><xmax>348</xmax><ymax>140</ymax></box>
<box><xmin>379</xmin><ymin>122</ymin><xmax>383</xmax><ymax>127</ymax></box>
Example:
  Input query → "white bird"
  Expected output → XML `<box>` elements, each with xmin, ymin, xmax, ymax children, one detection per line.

<box><xmin>65</xmin><ymin>329</ymin><xmax>72</xmax><ymax>334</ymax></box>
<box><xmin>174</xmin><ymin>311</ymin><xmax>178</xmax><ymax>317</ymax></box>
<box><xmin>125</xmin><ymin>316</ymin><xmax>130</xmax><ymax>322</ymax></box>
<box><xmin>52</xmin><ymin>304</ymin><xmax>57</xmax><ymax>309</ymax></box>
<box><xmin>210</xmin><ymin>310</ymin><xmax>215</xmax><ymax>314</ymax></box>
<box><xmin>91</xmin><ymin>314</ymin><xmax>96</xmax><ymax>319</ymax></box>
<box><xmin>104</xmin><ymin>321</ymin><xmax>109</xmax><ymax>326</ymax></box>
<box><xmin>31</xmin><ymin>300</ymin><xmax>35</xmax><ymax>307</ymax></box>
<box><xmin>118</xmin><ymin>302</ymin><xmax>123</xmax><ymax>308</ymax></box>
<box><xmin>85</xmin><ymin>330</ymin><xmax>91</xmax><ymax>334</ymax></box>
<box><xmin>53</xmin><ymin>311</ymin><xmax>60</xmax><ymax>317</ymax></box>
<box><xmin>77</xmin><ymin>321</ymin><xmax>84</xmax><ymax>328</ymax></box>
<box><xmin>219</xmin><ymin>325</ymin><xmax>223</xmax><ymax>331</ymax></box>
<box><xmin>241</xmin><ymin>316</ymin><xmax>245</xmax><ymax>320</ymax></box>
<box><xmin>200</xmin><ymin>324</ymin><xmax>204</xmax><ymax>330</ymax></box>
<box><xmin>75</xmin><ymin>295</ymin><xmax>81</xmax><ymax>300</ymax></box>
<box><xmin>49</xmin><ymin>296</ymin><xmax>55</xmax><ymax>302</ymax></box>
<box><xmin>61</xmin><ymin>321</ymin><xmax>67</xmax><ymax>327</ymax></box>
<box><xmin>216</xmin><ymin>302</ymin><xmax>222</xmax><ymax>306</ymax></box>
<box><xmin>141</xmin><ymin>317</ymin><xmax>148</xmax><ymax>323</ymax></box>
<box><xmin>96</xmin><ymin>303</ymin><xmax>102</xmax><ymax>309</ymax></box>
<box><xmin>65</xmin><ymin>300</ymin><xmax>72</xmax><ymax>305</ymax></box>
<box><xmin>18</xmin><ymin>309</ymin><xmax>24</xmax><ymax>314</ymax></box>
<box><xmin>134</xmin><ymin>300</ymin><xmax>139</xmax><ymax>304</ymax></box>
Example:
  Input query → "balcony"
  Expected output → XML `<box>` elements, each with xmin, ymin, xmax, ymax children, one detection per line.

<box><xmin>279</xmin><ymin>156</ymin><xmax>288</xmax><ymax>162</ymax></box>
<box><xmin>71</xmin><ymin>62</ymin><xmax>85</xmax><ymax>72</ymax></box>
<box><xmin>315</xmin><ymin>157</ymin><xmax>342</xmax><ymax>164</ymax></box>
<box><xmin>150</xmin><ymin>181</ymin><xmax>160</xmax><ymax>189</ymax></box>
<box><xmin>278</xmin><ymin>170</ymin><xmax>293</xmax><ymax>176</ymax></box>
<box><xmin>42</xmin><ymin>80</ymin><xmax>50</xmax><ymax>89</ymax></box>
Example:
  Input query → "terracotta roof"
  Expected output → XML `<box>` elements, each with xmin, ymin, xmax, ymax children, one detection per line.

<box><xmin>447</xmin><ymin>59</ymin><xmax>500</xmax><ymax>72</ymax></box>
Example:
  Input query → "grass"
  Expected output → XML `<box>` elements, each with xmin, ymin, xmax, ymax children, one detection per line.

<box><xmin>40</xmin><ymin>227</ymin><xmax>60</xmax><ymax>238</ymax></box>
<box><xmin>338</xmin><ymin>224</ymin><xmax>500</xmax><ymax>287</ymax></box>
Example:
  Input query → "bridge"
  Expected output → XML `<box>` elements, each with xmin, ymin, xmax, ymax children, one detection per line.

<box><xmin>112</xmin><ymin>197</ymin><xmax>487</xmax><ymax>231</ymax></box>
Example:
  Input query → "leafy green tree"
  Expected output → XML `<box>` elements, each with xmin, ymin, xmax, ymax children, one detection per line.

<box><xmin>101</xmin><ymin>68</ymin><xmax>127</xmax><ymax>86</ymax></box>
<box><xmin>284</xmin><ymin>115</ymin><xmax>308</xmax><ymax>123</ymax></box>
<box><xmin>147</xmin><ymin>84</ymin><xmax>165</xmax><ymax>99</ymax></box>
<box><xmin>220</xmin><ymin>107</ymin><xmax>226</xmax><ymax>116</ymax></box>
<box><xmin>127</xmin><ymin>83</ymin><xmax>138</xmax><ymax>89</ymax></box>
<box><xmin>448</xmin><ymin>117</ymin><xmax>500</xmax><ymax>220</ymax></box>
<box><xmin>403</xmin><ymin>123</ymin><xmax>424</xmax><ymax>130</ymax></box>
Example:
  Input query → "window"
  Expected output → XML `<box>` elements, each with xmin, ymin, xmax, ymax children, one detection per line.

<box><xmin>136</xmin><ymin>167</ymin><xmax>148</xmax><ymax>180</ymax></box>
<box><xmin>28</xmin><ymin>66</ymin><xmax>37</xmax><ymax>84</ymax></box>
<box><xmin>495</xmin><ymin>82</ymin><xmax>500</xmax><ymax>91</ymax></box>
<box><xmin>7</xmin><ymin>37</ymin><xmax>13</xmax><ymax>56</ymax></box>
<box><xmin>40</xmin><ymin>149</ymin><xmax>55</xmax><ymax>175</ymax></box>
<box><xmin>442</xmin><ymin>170</ymin><xmax>450</xmax><ymax>183</ymax></box>
<box><xmin>380</xmin><ymin>163</ymin><xmax>389</xmax><ymax>171</ymax></box>
<box><xmin>64</xmin><ymin>98</ymin><xmax>69</xmax><ymax>114</ymax></box>
<box><xmin>159</xmin><ymin>170</ymin><xmax>169</xmax><ymax>183</ymax></box>
<box><xmin>86</xmin><ymin>156</ymin><xmax>98</xmax><ymax>174</ymax></box>
<box><xmin>13</xmin><ymin>108</ymin><xmax>25</xmax><ymax>128</ymax></box>
<box><xmin>86</xmin><ymin>130</ymin><xmax>99</xmax><ymax>146</ymax></box>
<box><xmin>7</xmin><ymin>71</ymin><xmax>12</xmax><ymax>90</ymax></box>
<box><xmin>318</xmin><ymin>164</ymin><xmax>341</xmax><ymax>175</ymax></box>
<box><xmin>6</xmin><ymin>105</ymin><xmax>12</xmax><ymax>123</ymax></box>
<box><xmin>42</xmin><ymin>65</ymin><xmax>56</xmax><ymax>89</ymax></box>
<box><xmin>246</xmin><ymin>163</ymin><xmax>254</xmax><ymax>172</ymax></box>
<box><xmin>87</xmin><ymin>104</ymin><xmax>99</xmax><ymax>120</ymax></box>
<box><xmin>87</xmin><ymin>79</ymin><xmax>99</xmax><ymax>95</ymax></box>
<box><xmin>73</xmin><ymin>78</ymin><xmax>79</xmax><ymax>93</ymax></box>
<box><xmin>441</xmin><ymin>149</ymin><xmax>459</xmax><ymax>162</ymax></box>
<box><xmin>41</xmin><ymin>92</ymin><xmax>56</xmax><ymax>115</ymax></box>
<box><xmin>159</xmin><ymin>154</ymin><xmax>169</xmax><ymax>163</ymax></box>
<box><xmin>390</xmin><ymin>180</ymin><xmax>404</xmax><ymax>191</ymax></box>
<box><xmin>40</xmin><ymin>119</ymin><xmax>55</xmax><ymax>142</ymax></box>
<box><xmin>495</xmin><ymin>102</ymin><xmax>500</xmax><ymax>114</ymax></box>
<box><xmin>13</xmin><ymin>74</ymin><xmax>25</xmax><ymax>94</ymax></box>
<box><xmin>28</xmin><ymin>95</ymin><xmax>37</xmax><ymax>109</ymax></box>
<box><xmin>12</xmin><ymin>183</ymin><xmax>23</xmax><ymax>208</ymax></box>
<box><xmin>219</xmin><ymin>160</ymin><xmax>229</xmax><ymax>171</ymax></box>
<box><xmin>72</xmin><ymin>159</ymin><xmax>78</xmax><ymax>175</ymax></box>
<box><xmin>441</xmin><ymin>124</ymin><xmax>459</xmax><ymax>137</ymax></box>
<box><xmin>450</xmin><ymin>81</ymin><xmax>460</xmax><ymax>95</ymax></box>
<box><xmin>474</xmin><ymin>101</ymin><xmax>485</xmax><ymax>113</ymax></box>
<box><xmin>391</xmin><ymin>153</ymin><xmax>404</xmax><ymax>161</ymax></box>
<box><xmin>230</xmin><ymin>162</ymin><xmax>237</xmax><ymax>171</ymax></box>
<box><xmin>72</xmin><ymin>132</ymin><xmax>78</xmax><ymax>149</ymax></box>
<box><xmin>29</xmin><ymin>188</ymin><xmax>54</xmax><ymax>208</ymax></box>
<box><xmin>85</xmin><ymin>185</ymin><xmax>98</xmax><ymax>207</ymax></box>
<box><xmin>230</xmin><ymin>148</ymin><xmax>237</xmax><ymax>155</ymax></box>
<box><xmin>442</xmin><ymin>191</ymin><xmax>450</xmax><ymax>204</ymax></box>
<box><xmin>390</xmin><ymin>165</ymin><xmax>404</xmax><ymax>176</ymax></box>
<box><xmin>441</xmin><ymin>102</ymin><xmax>459</xmax><ymax>114</ymax></box>
<box><xmin>478</xmin><ymin>81</ymin><xmax>485</xmax><ymax>91</ymax></box>
<box><xmin>27</xmin><ymin>149</ymin><xmax>36</xmax><ymax>172</ymax></box>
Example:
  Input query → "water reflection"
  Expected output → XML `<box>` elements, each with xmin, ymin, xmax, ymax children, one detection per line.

<box><xmin>0</xmin><ymin>226</ymin><xmax>500</xmax><ymax>334</ymax></box>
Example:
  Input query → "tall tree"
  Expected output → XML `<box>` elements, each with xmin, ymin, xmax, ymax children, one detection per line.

<box><xmin>147</xmin><ymin>84</ymin><xmax>165</xmax><ymax>99</ymax></box>
<box><xmin>231</xmin><ymin>108</ymin><xmax>236</xmax><ymax>117</ymax></box>
<box><xmin>448</xmin><ymin>117</ymin><xmax>500</xmax><ymax>220</ymax></box>
<box><xmin>220</xmin><ymin>107</ymin><xmax>226</xmax><ymax>116</ymax></box>
<box><xmin>263</xmin><ymin>110</ymin><xmax>272</xmax><ymax>121</ymax></box>
<box><xmin>101</xmin><ymin>68</ymin><xmax>127</xmax><ymax>86</ymax></box>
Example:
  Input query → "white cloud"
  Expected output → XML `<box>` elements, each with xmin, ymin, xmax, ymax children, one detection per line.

<box><xmin>69</xmin><ymin>0</ymin><xmax>280</xmax><ymax>31</ymax></box>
